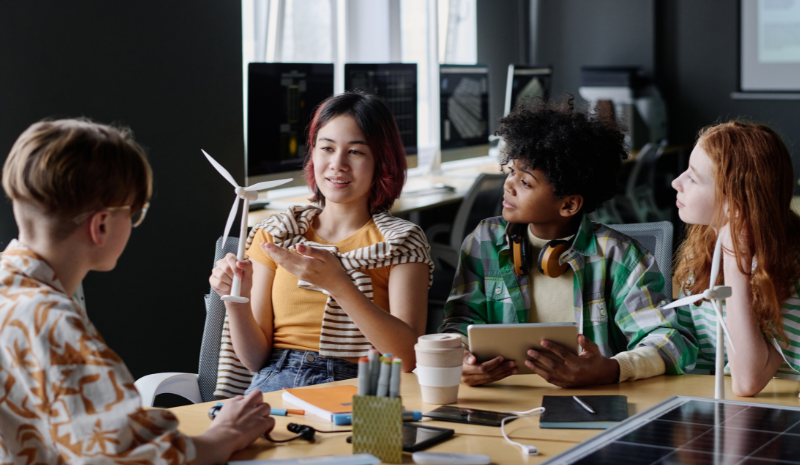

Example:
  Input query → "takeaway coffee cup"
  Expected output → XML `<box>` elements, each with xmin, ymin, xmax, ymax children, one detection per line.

<box><xmin>415</xmin><ymin>334</ymin><xmax>463</xmax><ymax>404</ymax></box>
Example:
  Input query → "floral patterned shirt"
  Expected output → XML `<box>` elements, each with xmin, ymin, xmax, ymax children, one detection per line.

<box><xmin>0</xmin><ymin>240</ymin><xmax>195</xmax><ymax>464</ymax></box>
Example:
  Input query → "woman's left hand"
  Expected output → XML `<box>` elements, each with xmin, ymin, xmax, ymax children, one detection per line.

<box><xmin>263</xmin><ymin>242</ymin><xmax>351</xmax><ymax>291</ymax></box>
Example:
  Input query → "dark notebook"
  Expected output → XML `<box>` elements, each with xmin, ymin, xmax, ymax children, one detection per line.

<box><xmin>540</xmin><ymin>395</ymin><xmax>628</xmax><ymax>429</ymax></box>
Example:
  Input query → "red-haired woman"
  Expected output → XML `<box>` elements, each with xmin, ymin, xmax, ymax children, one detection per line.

<box><xmin>210</xmin><ymin>91</ymin><xmax>432</xmax><ymax>393</ymax></box>
<box><xmin>672</xmin><ymin>120</ymin><xmax>800</xmax><ymax>396</ymax></box>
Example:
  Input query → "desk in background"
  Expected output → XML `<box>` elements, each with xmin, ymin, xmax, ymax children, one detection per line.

<box><xmin>248</xmin><ymin>160</ymin><xmax>503</xmax><ymax>227</ymax></box>
<box><xmin>169</xmin><ymin>373</ymin><xmax>800</xmax><ymax>464</ymax></box>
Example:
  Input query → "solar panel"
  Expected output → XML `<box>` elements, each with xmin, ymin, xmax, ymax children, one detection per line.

<box><xmin>542</xmin><ymin>396</ymin><xmax>800</xmax><ymax>465</ymax></box>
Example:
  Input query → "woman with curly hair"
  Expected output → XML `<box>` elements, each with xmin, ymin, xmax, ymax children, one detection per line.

<box><xmin>673</xmin><ymin>120</ymin><xmax>800</xmax><ymax>396</ymax></box>
<box><xmin>440</xmin><ymin>96</ymin><xmax>697</xmax><ymax>388</ymax></box>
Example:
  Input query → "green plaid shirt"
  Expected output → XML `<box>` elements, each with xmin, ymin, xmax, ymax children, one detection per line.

<box><xmin>440</xmin><ymin>215</ymin><xmax>697</xmax><ymax>375</ymax></box>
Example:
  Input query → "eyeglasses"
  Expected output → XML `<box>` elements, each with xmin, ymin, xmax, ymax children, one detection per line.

<box><xmin>72</xmin><ymin>202</ymin><xmax>150</xmax><ymax>228</ymax></box>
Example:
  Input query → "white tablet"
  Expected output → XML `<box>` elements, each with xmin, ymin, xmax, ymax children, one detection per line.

<box><xmin>467</xmin><ymin>323</ymin><xmax>579</xmax><ymax>375</ymax></box>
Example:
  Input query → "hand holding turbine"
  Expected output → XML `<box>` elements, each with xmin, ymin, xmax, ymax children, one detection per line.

<box><xmin>202</xmin><ymin>149</ymin><xmax>292</xmax><ymax>303</ymax></box>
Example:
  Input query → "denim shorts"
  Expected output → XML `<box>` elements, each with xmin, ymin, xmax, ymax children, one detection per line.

<box><xmin>244</xmin><ymin>348</ymin><xmax>359</xmax><ymax>394</ymax></box>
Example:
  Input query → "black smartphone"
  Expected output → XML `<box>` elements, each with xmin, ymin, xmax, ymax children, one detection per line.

<box><xmin>345</xmin><ymin>424</ymin><xmax>454</xmax><ymax>452</ymax></box>
<box><xmin>402</xmin><ymin>424</ymin><xmax>454</xmax><ymax>452</ymax></box>
<box><xmin>422</xmin><ymin>405</ymin><xmax>519</xmax><ymax>427</ymax></box>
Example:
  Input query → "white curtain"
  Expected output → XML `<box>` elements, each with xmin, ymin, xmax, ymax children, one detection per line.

<box><xmin>242</xmin><ymin>0</ymin><xmax>477</xmax><ymax>153</ymax></box>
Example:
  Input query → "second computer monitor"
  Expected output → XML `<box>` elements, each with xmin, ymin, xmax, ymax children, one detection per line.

<box><xmin>247</xmin><ymin>62</ymin><xmax>334</xmax><ymax>187</ymax></box>
<box><xmin>344</xmin><ymin>63</ymin><xmax>418</xmax><ymax>168</ymax></box>
<box><xmin>504</xmin><ymin>64</ymin><xmax>553</xmax><ymax>115</ymax></box>
<box><xmin>440</xmin><ymin>64</ymin><xmax>491</xmax><ymax>163</ymax></box>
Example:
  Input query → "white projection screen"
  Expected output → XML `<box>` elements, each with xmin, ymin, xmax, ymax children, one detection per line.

<box><xmin>741</xmin><ymin>0</ymin><xmax>800</xmax><ymax>91</ymax></box>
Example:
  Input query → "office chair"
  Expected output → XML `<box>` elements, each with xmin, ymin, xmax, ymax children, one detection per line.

<box><xmin>425</xmin><ymin>173</ymin><xmax>505</xmax><ymax>334</ymax></box>
<box><xmin>135</xmin><ymin>237</ymin><xmax>241</xmax><ymax>406</ymax></box>
<box><xmin>425</xmin><ymin>173</ymin><xmax>506</xmax><ymax>270</ymax></box>
<box><xmin>605</xmin><ymin>221</ymin><xmax>673</xmax><ymax>299</ymax></box>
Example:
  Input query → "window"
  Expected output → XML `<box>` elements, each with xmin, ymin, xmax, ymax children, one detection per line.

<box><xmin>242</xmin><ymin>0</ymin><xmax>476</xmax><ymax>153</ymax></box>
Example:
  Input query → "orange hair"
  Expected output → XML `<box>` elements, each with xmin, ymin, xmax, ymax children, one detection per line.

<box><xmin>674</xmin><ymin>120</ymin><xmax>800</xmax><ymax>344</ymax></box>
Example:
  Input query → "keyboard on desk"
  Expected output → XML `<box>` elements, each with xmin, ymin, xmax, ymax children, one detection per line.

<box><xmin>402</xmin><ymin>183</ymin><xmax>457</xmax><ymax>197</ymax></box>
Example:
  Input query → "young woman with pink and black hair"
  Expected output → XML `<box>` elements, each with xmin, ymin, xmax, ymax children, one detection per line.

<box><xmin>210</xmin><ymin>91</ymin><xmax>433</xmax><ymax>392</ymax></box>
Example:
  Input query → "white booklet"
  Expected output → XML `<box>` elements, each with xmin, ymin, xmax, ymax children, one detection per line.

<box><xmin>229</xmin><ymin>454</ymin><xmax>380</xmax><ymax>465</ymax></box>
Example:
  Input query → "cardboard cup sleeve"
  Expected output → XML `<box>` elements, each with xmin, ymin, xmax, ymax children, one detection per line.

<box><xmin>415</xmin><ymin>365</ymin><xmax>462</xmax><ymax>404</ymax></box>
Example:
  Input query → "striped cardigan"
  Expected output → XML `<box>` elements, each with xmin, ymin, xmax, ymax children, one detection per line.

<box><xmin>214</xmin><ymin>205</ymin><xmax>433</xmax><ymax>397</ymax></box>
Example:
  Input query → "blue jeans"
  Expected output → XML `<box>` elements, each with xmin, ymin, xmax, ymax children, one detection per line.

<box><xmin>244</xmin><ymin>348</ymin><xmax>359</xmax><ymax>394</ymax></box>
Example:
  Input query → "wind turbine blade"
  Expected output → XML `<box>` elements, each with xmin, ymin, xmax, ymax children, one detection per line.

<box><xmin>710</xmin><ymin>234</ymin><xmax>723</xmax><ymax>287</ymax></box>
<box><xmin>662</xmin><ymin>294</ymin><xmax>703</xmax><ymax>310</ymax></box>
<box><xmin>712</xmin><ymin>299</ymin><xmax>737</xmax><ymax>354</ymax></box>
<box><xmin>202</xmin><ymin>149</ymin><xmax>239</xmax><ymax>188</ymax></box>
<box><xmin>245</xmin><ymin>178</ymin><xmax>294</xmax><ymax>191</ymax></box>
<box><xmin>221</xmin><ymin>196</ymin><xmax>240</xmax><ymax>249</ymax></box>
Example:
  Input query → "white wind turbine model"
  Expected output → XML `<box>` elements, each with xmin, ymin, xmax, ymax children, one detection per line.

<box><xmin>661</xmin><ymin>234</ymin><xmax>737</xmax><ymax>400</ymax></box>
<box><xmin>203</xmin><ymin>149</ymin><xmax>292</xmax><ymax>304</ymax></box>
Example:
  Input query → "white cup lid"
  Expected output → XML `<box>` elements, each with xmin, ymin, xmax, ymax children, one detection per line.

<box><xmin>417</xmin><ymin>333</ymin><xmax>462</xmax><ymax>349</ymax></box>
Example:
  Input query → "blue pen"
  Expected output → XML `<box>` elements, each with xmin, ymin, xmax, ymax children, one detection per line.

<box><xmin>270</xmin><ymin>408</ymin><xmax>305</xmax><ymax>416</ymax></box>
<box><xmin>332</xmin><ymin>411</ymin><xmax>422</xmax><ymax>425</ymax></box>
<box><xmin>211</xmin><ymin>404</ymin><xmax>304</xmax><ymax>419</ymax></box>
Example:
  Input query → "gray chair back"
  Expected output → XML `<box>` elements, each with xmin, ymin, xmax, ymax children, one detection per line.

<box><xmin>449</xmin><ymin>173</ymin><xmax>507</xmax><ymax>249</ymax></box>
<box><xmin>197</xmin><ymin>237</ymin><xmax>238</xmax><ymax>403</ymax></box>
<box><xmin>605</xmin><ymin>221</ymin><xmax>673</xmax><ymax>298</ymax></box>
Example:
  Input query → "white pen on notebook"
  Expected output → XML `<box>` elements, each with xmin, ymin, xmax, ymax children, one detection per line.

<box><xmin>573</xmin><ymin>396</ymin><xmax>595</xmax><ymax>414</ymax></box>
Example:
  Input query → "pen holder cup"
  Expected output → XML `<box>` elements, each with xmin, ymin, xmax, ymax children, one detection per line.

<box><xmin>351</xmin><ymin>395</ymin><xmax>403</xmax><ymax>464</ymax></box>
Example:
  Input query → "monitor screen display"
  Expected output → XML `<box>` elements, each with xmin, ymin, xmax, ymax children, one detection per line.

<box><xmin>247</xmin><ymin>63</ymin><xmax>334</xmax><ymax>179</ymax></box>
<box><xmin>740</xmin><ymin>0</ymin><xmax>800</xmax><ymax>91</ymax></box>
<box><xmin>440</xmin><ymin>64</ymin><xmax>490</xmax><ymax>150</ymax></box>
<box><xmin>505</xmin><ymin>65</ymin><xmax>552</xmax><ymax>115</ymax></box>
<box><xmin>344</xmin><ymin>63</ymin><xmax>418</xmax><ymax>156</ymax></box>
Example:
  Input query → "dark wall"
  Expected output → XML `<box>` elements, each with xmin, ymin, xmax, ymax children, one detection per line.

<box><xmin>657</xmin><ymin>0</ymin><xmax>800</xmax><ymax>188</ymax></box>
<box><xmin>0</xmin><ymin>2</ymin><xmax>244</xmax><ymax>379</ymax></box>
<box><xmin>530</xmin><ymin>0</ymin><xmax>800</xmax><ymax>187</ymax></box>
<box><xmin>477</xmin><ymin>0</ymin><xmax>529</xmax><ymax>132</ymax></box>
<box><xmin>533</xmin><ymin>0</ymin><xmax>655</xmax><ymax>99</ymax></box>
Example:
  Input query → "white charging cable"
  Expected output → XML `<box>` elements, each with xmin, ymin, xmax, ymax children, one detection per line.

<box><xmin>500</xmin><ymin>407</ymin><xmax>545</xmax><ymax>456</ymax></box>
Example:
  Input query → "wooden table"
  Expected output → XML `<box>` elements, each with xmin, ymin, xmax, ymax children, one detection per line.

<box><xmin>169</xmin><ymin>374</ymin><xmax>800</xmax><ymax>463</ymax></box>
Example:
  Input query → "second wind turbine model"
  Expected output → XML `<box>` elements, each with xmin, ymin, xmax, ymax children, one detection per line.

<box><xmin>661</xmin><ymin>234</ymin><xmax>737</xmax><ymax>400</ymax></box>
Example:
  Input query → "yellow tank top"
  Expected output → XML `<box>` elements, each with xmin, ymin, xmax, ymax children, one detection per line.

<box><xmin>247</xmin><ymin>219</ymin><xmax>393</xmax><ymax>354</ymax></box>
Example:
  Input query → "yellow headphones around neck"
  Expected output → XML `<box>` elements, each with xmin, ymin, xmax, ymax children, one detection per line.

<box><xmin>509</xmin><ymin>223</ymin><xmax>572</xmax><ymax>278</ymax></box>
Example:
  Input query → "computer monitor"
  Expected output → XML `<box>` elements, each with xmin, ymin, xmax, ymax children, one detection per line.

<box><xmin>247</xmin><ymin>63</ymin><xmax>334</xmax><ymax>188</ymax></box>
<box><xmin>504</xmin><ymin>64</ymin><xmax>553</xmax><ymax>115</ymax></box>
<box><xmin>344</xmin><ymin>63</ymin><xmax>418</xmax><ymax>168</ymax></box>
<box><xmin>439</xmin><ymin>64</ymin><xmax>491</xmax><ymax>163</ymax></box>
